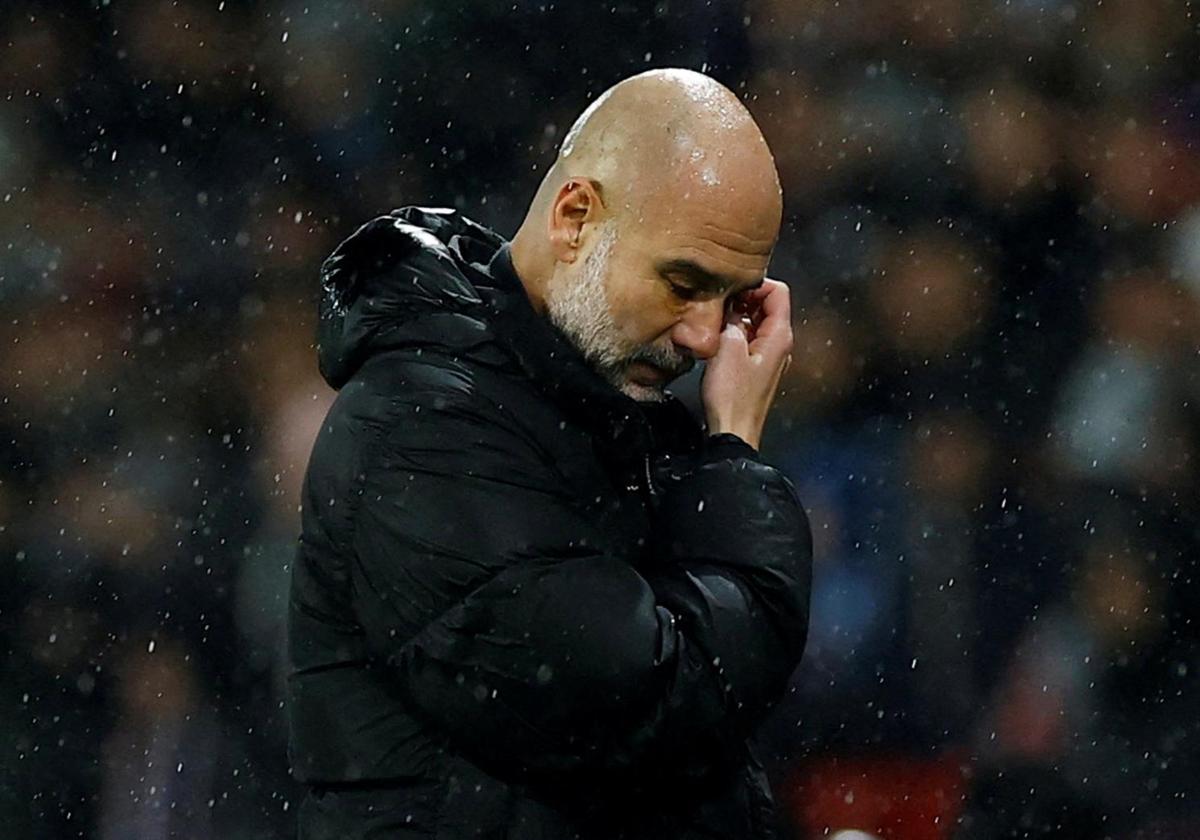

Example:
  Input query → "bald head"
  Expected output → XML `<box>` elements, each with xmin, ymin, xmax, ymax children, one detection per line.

<box><xmin>534</xmin><ymin>68</ymin><xmax>781</xmax><ymax>226</ymax></box>
<box><xmin>510</xmin><ymin>69</ymin><xmax>784</xmax><ymax>402</ymax></box>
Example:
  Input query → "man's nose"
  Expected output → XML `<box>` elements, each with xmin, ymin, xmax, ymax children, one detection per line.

<box><xmin>670</xmin><ymin>298</ymin><xmax>726</xmax><ymax>361</ymax></box>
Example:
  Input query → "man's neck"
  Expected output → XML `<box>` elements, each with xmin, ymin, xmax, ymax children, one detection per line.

<box><xmin>509</xmin><ymin>228</ymin><xmax>550</xmax><ymax>315</ymax></box>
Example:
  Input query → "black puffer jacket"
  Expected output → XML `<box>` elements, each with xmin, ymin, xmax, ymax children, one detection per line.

<box><xmin>287</xmin><ymin>207</ymin><xmax>813</xmax><ymax>839</ymax></box>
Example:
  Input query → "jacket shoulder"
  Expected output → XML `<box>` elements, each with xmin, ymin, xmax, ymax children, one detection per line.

<box><xmin>311</xmin><ymin>347</ymin><xmax>551</xmax><ymax>479</ymax></box>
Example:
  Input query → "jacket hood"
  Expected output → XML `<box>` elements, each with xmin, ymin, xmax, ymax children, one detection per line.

<box><xmin>317</xmin><ymin>206</ymin><xmax>507</xmax><ymax>389</ymax></box>
<box><xmin>316</xmin><ymin>206</ymin><xmax>705</xmax><ymax>456</ymax></box>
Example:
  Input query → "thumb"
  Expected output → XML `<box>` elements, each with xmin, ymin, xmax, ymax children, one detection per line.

<box><xmin>719</xmin><ymin>321</ymin><xmax>749</xmax><ymax>352</ymax></box>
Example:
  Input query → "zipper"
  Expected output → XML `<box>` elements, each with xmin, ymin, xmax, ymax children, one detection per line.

<box><xmin>624</xmin><ymin>453</ymin><xmax>658</xmax><ymax>500</ymax></box>
<box><xmin>643</xmin><ymin>453</ymin><xmax>658</xmax><ymax>498</ymax></box>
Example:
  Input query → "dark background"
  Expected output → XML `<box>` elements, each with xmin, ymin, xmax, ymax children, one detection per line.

<box><xmin>2</xmin><ymin>1</ymin><xmax>1198</xmax><ymax>837</ymax></box>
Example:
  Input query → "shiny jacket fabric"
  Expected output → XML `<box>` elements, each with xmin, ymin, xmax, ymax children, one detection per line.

<box><xmin>287</xmin><ymin>207</ymin><xmax>813</xmax><ymax>839</ymax></box>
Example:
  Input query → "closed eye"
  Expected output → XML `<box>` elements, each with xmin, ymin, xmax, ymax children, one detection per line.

<box><xmin>669</xmin><ymin>280</ymin><xmax>701</xmax><ymax>301</ymax></box>
<box><xmin>657</xmin><ymin>258</ymin><xmax>744</xmax><ymax>302</ymax></box>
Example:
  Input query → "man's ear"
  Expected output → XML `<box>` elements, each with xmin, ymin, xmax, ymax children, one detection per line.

<box><xmin>547</xmin><ymin>178</ymin><xmax>604</xmax><ymax>263</ymax></box>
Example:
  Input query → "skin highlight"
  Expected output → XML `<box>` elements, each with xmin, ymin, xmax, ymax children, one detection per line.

<box><xmin>510</xmin><ymin>68</ymin><xmax>784</xmax><ymax>403</ymax></box>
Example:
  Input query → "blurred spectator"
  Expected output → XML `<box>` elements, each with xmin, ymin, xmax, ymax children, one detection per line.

<box><xmin>97</xmin><ymin>637</ymin><xmax>218</xmax><ymax>840</ymax></box>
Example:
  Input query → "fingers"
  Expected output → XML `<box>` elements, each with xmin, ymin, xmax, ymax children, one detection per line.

<box><xmin>732</xmin><ymin>278</ymin><xmax>785</xmax><ymax>334</ymax></box>
<box><xmin>717</xmin><ymin>320</ymin><xmax>750</xmax><ymax>358</ymax></box>
<box><xmin>755</xmin><ymin>278</ymin><xmax>789</xmax><ymax>321</ymax></box>
<box><xmin>747</xmin><ymin>279</ymin><xmax>792</xmax><ymax>357</ymax></box>
<box><xmin>702</xmin><ymin>280</ymin><xmax>793</xmax><ymax>447</ymax></box>
<box><xmin>728</xmin><ymin>292</ymin><xmax>757</xmax><ymax>328</ymax></box>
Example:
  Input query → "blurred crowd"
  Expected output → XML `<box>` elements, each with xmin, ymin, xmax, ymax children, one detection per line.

<box><xmin>1</xmin><ymin>1</ymin><xmax>1197</xmax><ymax>837</ymax></box>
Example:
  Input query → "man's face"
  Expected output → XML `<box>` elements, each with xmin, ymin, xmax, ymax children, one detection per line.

<box><xmin>546</xmin><ymin>220</ymin><xmax>691</xmax><ymax>402</ymax></box>
<box><xmin>545</xmin><ymin>191</ymin><xmax>776</xmax><ymax>402</ymax></box>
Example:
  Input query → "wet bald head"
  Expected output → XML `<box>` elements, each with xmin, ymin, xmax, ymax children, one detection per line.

<box><xmin>530</xmin><ymin>68</ymin><xmax>782</xmax><ymax>230</ymax></box>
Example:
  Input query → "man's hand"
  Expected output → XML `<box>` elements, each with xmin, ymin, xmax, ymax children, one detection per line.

<box><xmin>700</xmin><ymin>279</ymin><xmax>793</xmax><ymax>450</ymax></box>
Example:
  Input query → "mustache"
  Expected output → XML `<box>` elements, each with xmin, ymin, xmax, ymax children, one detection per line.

<box><xmin>625</xmin><ymin>344</ymin><xmax>695</xmax><ymax>379</ymax></box>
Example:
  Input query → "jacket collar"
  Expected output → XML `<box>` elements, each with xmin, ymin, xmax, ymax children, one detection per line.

<box><xmin>481</xmin><ymin>243</ymin><xmax>703</xmax><ymax>457</ymax></box>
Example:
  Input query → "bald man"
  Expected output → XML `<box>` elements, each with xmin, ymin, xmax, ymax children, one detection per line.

<box><xmin>288</xmin><ymin>69</ymin><xmax>813</xmax><ymax>839</ymax></box>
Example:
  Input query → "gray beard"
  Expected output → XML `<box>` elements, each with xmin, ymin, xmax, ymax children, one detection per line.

<box><xmin>544</xmin><ymin>224</ymin><xmax>693</xmax><ymax>402</ymax></box>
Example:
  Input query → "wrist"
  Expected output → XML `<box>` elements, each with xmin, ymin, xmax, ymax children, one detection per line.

<box><xmin>705</xmin><ymin>426</ymin><xmax>760</xmax><ymax>451</ymax></box>
<box><xmin>704</xmin><ymin>431</ymin><xmax>764</xmax><ymax>463</ymax></box>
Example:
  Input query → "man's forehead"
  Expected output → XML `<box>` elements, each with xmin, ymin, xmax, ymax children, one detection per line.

<box><xmin>647</xmin><ymin>213</ymin><xmax>776</xmax><ymax>280</ymax></box>
<box><xmin>639</xmin><ymin>179</ymin><xmax>779</xmax><ymax>250</ymax></box>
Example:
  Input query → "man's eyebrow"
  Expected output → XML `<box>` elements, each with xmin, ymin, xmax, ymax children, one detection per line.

<box><xmin>656</xmin><ymin>258</ymin><xmax>760</xmax><ymax>293</ymax></box>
